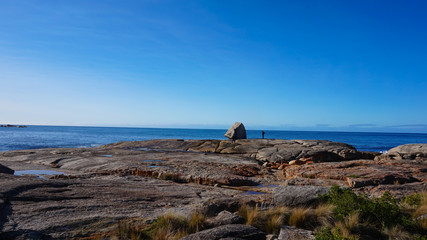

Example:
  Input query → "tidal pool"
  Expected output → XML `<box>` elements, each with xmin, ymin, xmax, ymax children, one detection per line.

<box><xmin>14</xmin><ymin>170</ymin><xmax>66</xmax><ymax>179</ymax></box>
<box><xmin>143</xmin><ymin>159</ymin><xmax>163</xmax><ymax>162</ymax></box>
<box><xmin>243</xmin><ymin>190</ymin><xmax>266</xmax><ymax>195</ymax></box>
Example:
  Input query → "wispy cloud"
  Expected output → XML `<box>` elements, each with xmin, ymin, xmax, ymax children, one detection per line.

<box><xmin>348</xmin><ymin>124</ymin><xmax>377</xmax><ymax>128</ymax></box>
<box><xmin>387</xmin><ymin>124</ymin><xmax>427</xmax><ymax>129</ymax></box>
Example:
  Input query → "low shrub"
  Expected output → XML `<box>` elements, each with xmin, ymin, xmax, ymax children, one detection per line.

<box><xmin>315</xmin><ymin>226</ymin><xmax>358</xmax><ymax>240</ymax></box>
<box><xmin>320</xmin><ymin>186</ymin><xmax>412</xmax><ymax>229</ymax></box>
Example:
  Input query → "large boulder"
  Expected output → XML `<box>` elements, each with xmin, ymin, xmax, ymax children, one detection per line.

<box><xmin>273</xmin><ymin>186</ymin><xmax>330</xmax><ymax>207</ymax></box>
<box><xmin>225</xmin><ymin>122</ymin><xmax>247</xmax><ymax>140</ymax></box>
<box><xmin>180</xmin><ymin>224</ymin><xmax>265</xmax><ymax>240</ymax></box>
<box><xmin>0</xmin><ymin>164</ymin><xmax>14</xmax><ymax>174</ymax></box>
<box><xmin>375</xmin><ymin>144</ymin><xmax>427</xmax><ymax>161</ymax></box>
<box><xmin>277</xmin><ymin>226</ymin><xmax>314</xmax><ymax>240</ymax></box>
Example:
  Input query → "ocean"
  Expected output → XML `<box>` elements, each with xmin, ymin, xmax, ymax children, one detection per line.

<box><xmin>0</xmin><ymin>125</ymin><xmax>426</xmax><ymax>152</ymax></box>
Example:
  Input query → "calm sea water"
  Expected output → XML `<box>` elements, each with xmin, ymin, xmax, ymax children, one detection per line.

<box><xmin>0</xmin><ymin>125</ymin><xmax>426</xmax><ymax>152</ymax></box>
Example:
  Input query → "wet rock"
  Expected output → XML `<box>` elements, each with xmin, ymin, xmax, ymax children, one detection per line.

<box><xmin>206</xmin><ymin>210</ymin><xmax>245</xmax><ymax>227</ymax></box>
<box><xmin>180</xmin><ymin>224</ymin><xmax>265</xmax><ymax>240</ymax></box>
<box><xmin>376</xmin><ymin>144</ymin><xmax>427</xmax><ymax>161</ymax></box>
<box><xmin>273</xmin><ymin>185</ymin><xmax>330</xmax><ymax>207</ymax></box>
<box><xmin>277</xmin><ymin>226</ymin><xmax>314</xmax><ymax>240</ymax></box>
<box><xmin>224</xmin><ymin>122</ymin><xmax>247</xmax><ymax>140</ymax></box>
<box><xmin>0</xmin><ymin>164</ymin><xmax>14</xmax><ymax>174</ymax></box>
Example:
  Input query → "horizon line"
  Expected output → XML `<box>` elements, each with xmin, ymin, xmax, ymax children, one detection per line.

<box><xmin>2</xmin><ymin>123</ymin><xmax>427</xmax><ymax>134</ymax></box>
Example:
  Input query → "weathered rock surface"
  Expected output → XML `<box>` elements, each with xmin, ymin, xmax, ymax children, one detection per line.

<box><xmin>0</xmin><ymin>163</ymin><xmax>14</xmax><ymax>174</ymax></box>
<box><xmin>180</xmin><ymin>224</ymin><xmax>266</xmax><ymax>240</ymax></box>
<box><xmin>375</xmin><ymin>144</ymin><xmax>427</xmax><ymax>161</ymax></box>
<box><xmin>201</xmin><ymin>198</ymin><xmax>246</xmax><ymax>217</ymax></box>
<box><xmin>273</xmin><ymin>186</ymin><xmax>330</xmax><ymax>207</ymax></box>
<box><xmin>0</xmin><ymin>140</ymin><xmax>425</xmax><ymax>239</ymax></box>
<box><xmin>285</xmin><ymin>159</ymin><xmax>426</xmax><ymax>189</ymax></box>
<box><xmin>277</xmin><ymin>226</ymin><xmax>314</xmax><ymax>240</ymax></box>
<box><xmin>0</xmin><ymin>146</ymin><xmax>271</xmax><ymax>187</ymax></box>
<box><xmin>225</xmin><ymin>122</ymin><xmax>247</xmax><ymax>140</ymax></box>
<box><xmin>0</xmin><ymin>172</ymin><xmax>257</xmax><ymax>239</ymax></box>
<box><xmin>0</xmin><ymin>140</ymin><xmax>277</xmax><ymax>239</ymax></box>
<box><xmin>102</xmin><ymin>139</ymin><xmax>374</xmax><ymax>163</ymax></box>
<box><xmin>206</xmin><ymin>210</ymin><xmax>245</xmax><ymax>228</ymax></box>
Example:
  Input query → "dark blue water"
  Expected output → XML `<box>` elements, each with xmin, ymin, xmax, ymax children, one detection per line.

<box><xmin>0</xmin><ymin>125</ymin><xmax>426</xmax><ymax>152</ymax></box>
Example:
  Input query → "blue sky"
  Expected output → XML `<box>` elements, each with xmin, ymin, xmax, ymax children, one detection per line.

<box><xmin>1</xmin><ymin>0</ymin><xmax>426</xmax><ymax>132</ymax></box>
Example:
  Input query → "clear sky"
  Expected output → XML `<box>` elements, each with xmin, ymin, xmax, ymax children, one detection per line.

<box><xmin>1</xmin><ymin>0</ymin><xmax>426</xmax><ymax>133</ymax></box>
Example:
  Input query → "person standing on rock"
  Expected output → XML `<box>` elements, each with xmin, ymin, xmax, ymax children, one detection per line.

<box><xmin>262</xmin><ymin>131</ymin><xmax>265</xmax><ymax>139</ymax></box>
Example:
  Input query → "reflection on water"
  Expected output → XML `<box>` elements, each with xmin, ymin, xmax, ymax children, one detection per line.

<box><xmin>243</xmin><ymin>190</ymin><xmax>266</xmax><ymax>195</ymax></box>
<box><xmin>14</xmin><ymin>170</ymin><xmax>66</xmax><ymax>179</ymax></box>
<box><xmin>143</xmin><ymin>159</ymin><xmax>163</xmax><ymax>162</ymax></box>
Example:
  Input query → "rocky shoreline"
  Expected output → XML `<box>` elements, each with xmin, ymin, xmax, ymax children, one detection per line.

<box><xmin>0</xmin><ymin>139</ymin><xmax>426</xmax><ymax>239</ymax></box>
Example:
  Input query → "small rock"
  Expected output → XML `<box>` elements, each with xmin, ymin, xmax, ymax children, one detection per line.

<box><xmin>299</xmin><ymin>157</ymin><xmax>313</xmax><ymax>162</ymax></box>
<box><xmin>347</xmin><ymin>177</ymin><xmax>374</xmax><ymax>188</ymax></box>
<box><xmin>278</xmin><ymin>164</ymin><xmax>286</xmax><ymax>170</ymax></box>
<box><xmin>277</xmin><ymin>226</ymin><xmax>314</xmax><ymax>240</ymax></box>
<box><xmin>266</xmin><ymin>234</ymin><xmax>278</xmax><ymax>240</ymax></box>
<box><xmin>201</xmin><ymin>198</ymin><xmax>241</xmax><ymax>217</ymax></box>
<box><xmin>180</xmin><ymin>224</ymin><xmax>265</xmax><ymax>240</ymax></box>
<box><xmin>206</xmin><ymin>210</ymin><xmax>245</xmax><ymax>227</ymax></box>
<box><xmin>273</xmin><ymin>186</ymin><xmax>330</xmax><ymax>207</ymax></box>
<box><xmin>288</xmin><ymin>160</ymin><xmax>304</xmax><ymax>166</ymax></box>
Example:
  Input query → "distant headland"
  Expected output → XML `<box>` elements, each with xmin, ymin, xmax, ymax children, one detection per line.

<box><xmin>0</xmin><ymin>124</ymin><xmax>27</xmax><ymax>128</ymax></box>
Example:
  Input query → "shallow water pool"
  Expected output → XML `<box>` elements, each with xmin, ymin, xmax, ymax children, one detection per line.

<box><xmin>14</xmin><ymin>170</ymin><xmax>66</xmax><ymax>179</ymax></box>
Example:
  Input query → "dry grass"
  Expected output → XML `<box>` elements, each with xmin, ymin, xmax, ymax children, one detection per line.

<box><xmin>288</xmin><ymin>207</ymin><xmax>311</xmax><ymax>228</ymax></box>
<box><xmin>383</xmin><ymin>225</ymin><xmax>411</xmax><ymax>240</ymax></box>
<box><xmin>414</xmin><ymin>205</ymin><xmax>427</xmax><ymax>230</ymax></box>
<box><xmin>263</xmin><ymin>206</ymin><xmax>290</xmax><ymax>233</ymax></box>
<box><xmin>265</xmin><ymin>214</ymin><xmax>284</xmax><ymax>234</ymax></box>
<box><xmin>238</xmin><ymin>205</ymin><xmax>259</xmax><ymax>226</ymax></box>
<box><xmin>153</xmin><ymin>225</ymin><xmax>175</xmax><ymax>240</ymax></box>
<box><xmin>411</xmin><ymin>192</ymin><xmax>427</xmax><ymax>230</ymax></box>
<box><xmin>237</xmin><ymin>205</ymin><xmax>290</xmax><ymax>234</ymax></box>
<box><xmin>315</xmin><ymin>203</ymin><xmax>335</xmax><ymax>226</ymax></box>
<box><xmin>188</xmin><ymin>212</ymin><xmax>206</xmax><ymax>233</ymax></box>
<box><xmin>335</xmin><ymin>212</ymin><xmax>359</xmax><ymax>238</ymax></box>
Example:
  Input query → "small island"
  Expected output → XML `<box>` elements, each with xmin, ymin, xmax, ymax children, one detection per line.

<box><xmin>0</xmin><ymin>124</ymin><xmax>27</xmax><ymax>128</ymax></box>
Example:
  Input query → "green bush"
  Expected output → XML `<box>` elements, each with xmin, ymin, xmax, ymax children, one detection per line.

<box><xmin>319</xmin><ymin>186</ymin><xmax>413</xmax><ymax>229</ymax></box>
<box><xmin>315</xmin><ymin>226</ymin><xmax>358</xmax><ymax>240</ymax></box>
<box><xmin>402</xmin><ymin>193</ymin><xmax>423</xmax><ymax>207</ymax></box>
